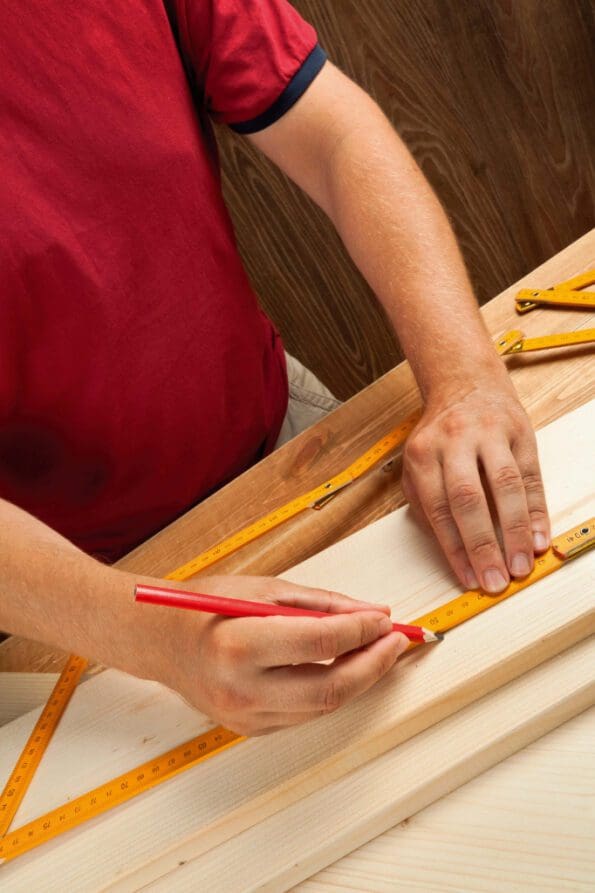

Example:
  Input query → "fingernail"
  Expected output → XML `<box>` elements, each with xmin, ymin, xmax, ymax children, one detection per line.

<box><xmin>533</xmin><ymin>531</ymin><xmax>548</xmax><ymax>551</ymax></box>
<box><xmin>511</xmin><ymin>553</ymin><xmax>531</xmax><ymax>577</ymax></box>
<box><xmin>378</xmin><ymin>617</ymin><xmax>393</xmax><ymax>635</ymax></box>
<box><xmin>464</xmin><ymin>568</ymin><xmax>479</xmax><ymax>590</ymax></box>
<box><xmin>483</xmin><ymin>569</ymin><xmax>508</xmax><ymax>593</ymax></box>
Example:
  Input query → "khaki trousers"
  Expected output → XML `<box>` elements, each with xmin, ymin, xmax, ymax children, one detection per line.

<box><xmin>274</xmin><ymin>353</ymin><xmax>341</xmax><ymax>450</ymax></box>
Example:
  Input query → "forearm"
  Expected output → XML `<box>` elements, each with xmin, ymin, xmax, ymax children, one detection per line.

<box><xmin>0</xmin><ymin>498</ymin><xmax>184</xmax><ymax>678</ymax></box>
<box><xmin>0</xmin><ymin>500</ymin><xmax>408</xmax><ymax>737</ymax></box>
<box><xmin>250</xmin><ymin>63</ymin><xmax>549</xmax><ymax>594</ymax></box>
<box><xmin>321</xmin><ymin>89</ymin><xmax>503</xmax><ymax>401</ymax></box>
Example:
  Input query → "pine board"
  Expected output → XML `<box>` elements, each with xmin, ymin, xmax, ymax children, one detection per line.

<box><xmin>291</xmin><ymin>707</ymin><xmax>595</xmax><ymax>893</ymax></box>
<box><xmin>0</xmin><ymin>674</ymin><xmax>59</xmax><ymax>727</ymax></box>
<box><xmin>0</xmin><ymin>401</ymin><xmax>593</xmax><ymax>890</ymax></box>
<box><xmin>142</xmin><ymin>643</ymin><xmax>595</xmax><ymax>893</ymax></box>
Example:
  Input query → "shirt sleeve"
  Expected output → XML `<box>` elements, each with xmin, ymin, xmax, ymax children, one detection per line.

<box><xmin>167</xmin><ymin>0</ymin><xmax>327</xmax><ymax>133</ymax></box>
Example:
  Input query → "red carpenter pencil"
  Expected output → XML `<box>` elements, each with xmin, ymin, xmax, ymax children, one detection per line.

<box><xmin>134</xmin><ymin>584</ymin><xmax>442</xmax><ymax>644</ymax></box>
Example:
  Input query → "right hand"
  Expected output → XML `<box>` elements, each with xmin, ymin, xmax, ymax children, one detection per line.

<box><xmin>135</xmin><ymin>574</ymin><xmax>409</xmax><ymax>737</ymax></box>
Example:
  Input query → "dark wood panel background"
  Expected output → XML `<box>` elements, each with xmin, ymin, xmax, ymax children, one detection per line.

<box><xmin>217</xmin><ymin>0</ymin><xmax>595</xmax><ymax>400</ymax></box>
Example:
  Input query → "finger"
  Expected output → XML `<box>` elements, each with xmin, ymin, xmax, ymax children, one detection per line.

<box><xmin>247</xmin><ymin>610</ymin><xmax>394</xmax><ymax>668</ymax></box>
<box><xmin>197</xmin><ymin>575</ymin><xmax>391</xmax><ymax>616</ymax></box>
<box><xmin>410</xmin><ymin>463</ymin><xmax>480</xmax><ymax>592</ymax></box>
<box><xmin>512</xmin><ymin>437</ymin><xmax>551</xmax><ymax>553</ymax></box>
<box><xmin>442</xmin><ymin>449</ymin><xmax>510</xmax><ymax>593</ymax></box>
<box><xmin>222</xmin><ymin>704</ymin><xmax>334</xmax><ymax>737</ymax></box>
<box><xmin>401</xmin><ymin>466</ymin><xmax>431</xmax><ymax>531</ymax></box>
<box><xmin>272</xmin><ymin>580</ymin><xmax>391</xmax><ymax>616</ymax></box>
<box><xmin>481</xmin><ymin>443</ymin><xmax>533</xmax><ymax>579</ymax></box>
<box><xmin>261</xmin><ymin>631</ymin><xmax>409</xmax><ymax>713</ymax></box>
<box><xmin>246</xmin><ymin>709</ymin><xmax>329</xmax><ymax>734</ymax></box>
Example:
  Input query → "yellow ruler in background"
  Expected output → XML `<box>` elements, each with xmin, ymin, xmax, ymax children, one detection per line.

<box><xmin>499</xmin><ymin>329</ymin><xmax>595</xmax><ymax>354</ymax></box>
<box><xmin>515</xmin><ymin>270</ymin><xmax>595</xmax><ymax>314</ymax></box>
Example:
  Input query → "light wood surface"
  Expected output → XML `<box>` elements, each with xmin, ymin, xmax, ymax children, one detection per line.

<box><xmin>141</xmin><ymin>647</ymin><xmax>594</xmax><ymax>893</ymax></box>
<box><xmin>290</xmin><ymin>707</ymin><xmax>595</xmax><ymax>893</ymax></box>
<box><xmin>0</xmin><ymin>404</ymin><xmax>592</xmax><ymax>891</ymax></box>
<box><xmin>0</xmin><ymin>230</ymin><xmax>593</xmax><ymax>674</ymax></box>
<box><xmin>0</xmin><ymin>674</ymin><xmax>60</xmax><ymax>727</ymax></box>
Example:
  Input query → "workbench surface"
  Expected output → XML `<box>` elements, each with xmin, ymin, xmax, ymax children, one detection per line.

<box><xmin>291</xmin><ymin>707</ymin><xmax>594</xmax><ymax>893</ymax></box>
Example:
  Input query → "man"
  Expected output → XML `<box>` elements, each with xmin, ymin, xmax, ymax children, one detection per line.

<box><xmin>1</xmin><ymin>1</ymin><xmax>549</xmax><ymax>736</ymax></box>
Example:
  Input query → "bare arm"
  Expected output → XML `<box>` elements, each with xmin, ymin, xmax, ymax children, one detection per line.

<box><xmin>0</xmin><ymin>497</ymin><xmax>404</xmax><ymax>734</ymax></box>
<box><xmin>0</xmin><ymin>496</ymin><xmax>182</xmax><ymax>675</ymax></box>
<box><xmin>248</xmin><ymin>61</ymin><xmax>550</xmax><ymax>593</ymax></box>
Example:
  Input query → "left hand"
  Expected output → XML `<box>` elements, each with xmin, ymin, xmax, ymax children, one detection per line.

<box><xmin>401</xmin><ymin>374</ymin><xmax>550</xmax><ymax>593</ymax></box>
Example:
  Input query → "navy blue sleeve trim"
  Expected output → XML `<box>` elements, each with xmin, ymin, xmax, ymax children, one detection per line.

<box><xmin>229</xmin><ymin>44</ymin><xmax>327</xmax><ymax>134</ymax></box>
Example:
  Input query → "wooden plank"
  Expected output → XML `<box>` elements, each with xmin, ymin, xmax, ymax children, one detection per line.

<box><xmin>0</xmin><ymin>674</ymin><xmax>59</xmax><ymax>727</ymax></box>
<box><xmin>139</xmin><ymin>646</ymin><xmax>595</xmax><ymax>893</ymax></box>
<box><xmin>290</xmin><ymin>708</ymin><xmax>595</xmax><ymax>893</ymax></box>
<box><xmin>1</xmin><ymin>230</ymin><xmax>593</xmax><ymax>674</ymax></box>
<box><xmin>0</xmin><ymin>402</ymin><xmax>592</xmax><ymax>891</ymax></box>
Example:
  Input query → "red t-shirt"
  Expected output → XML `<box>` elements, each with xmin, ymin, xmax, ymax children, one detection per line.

<box><xmin>1</xmin><ymin>2</ymin><xmax>327</xmax><ymax>561</ymax></box>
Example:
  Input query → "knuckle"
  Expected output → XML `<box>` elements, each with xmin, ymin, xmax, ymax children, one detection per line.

<box><xmin>510</xmin><ymin>410</ymin><xmax>530</xmax><ymax>437</ymax></box>
<box><xmin>321</xmin><ymin>677</ymin><xmax>349</xmax><ymax>713</ymax></box>
<box><xmin>358</xmin><ymin>618</ymin><xmax>373</xmax><ymax>650</ymax></box>
<box><xmin>502</xmin><ymin>517</ymin><xmax>531</xmax><ymax>537</ymax></box>
<box><xmin>468</xmin><ymin>535</ymin><xmax>498</xmax><ymax>559</ymax></box>
<box><xmin>492</xmin><ymin>464</ymin><xmax>523</xmax><ymax>493</ymax></box>
<box><xmin>404</xmin><ymin>434</ymin><xmax>430</xmax><ymax>466</ymax></box>
<box><xmin>448</xmin><ymin>483</ymin><xmax>482</xmax><ymax>513</ymax></box>
<box><xmin>442</xmin><ymin>412</ymin><xmax>467</xmax><ymax>438</ymax></box>
<box><xmin>313</xmin><ymin>624</ymin><xmax>339</xmax><ymax>661</ymax></box>
<box><xmin>450</xmin><ymin>541</ymin><xmax>471</xmax><ymax>564</ymax></box>
<box><xmin>427</xmin><ymin>497</ymin><xmax>453</xmax><ymax>528</ymax></box>
<box><xmin>213</xmin><ymin>629</ymin><xmax>249</xmax><ymax>664</ymax></box>
<box><xmin>316</xmin><ymin>590</ymin><xmax>335</xmax><ymax>613</ymax></box>
<box><xmin>522</xmin><ymin>470</ymin><xmax>545</xmax><ymax>495</ymax></box>
<box><xmin>375</xmin><ymin>647</ymin><xmax>397</xmax><ymax>679</ymax></box>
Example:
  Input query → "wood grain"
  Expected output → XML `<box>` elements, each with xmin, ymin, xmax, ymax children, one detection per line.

<box><xmin>140</xmin><ymin>649</ymin><xmax>595</xmax><ymax>893</ymax></box>
<box><xmin>0</xmin><ymin>674</ymin><xmax>59</xmax><ymax>727</ymax></box>
<box><xmin>290</xmin><ymin>707</ymin><xmax>595</xmax><ymax>893</ymax></box>
<box><xmin>0</xmin><ymin>230</ymin><xmax>593</xmax><ymax>674</ymax></box>
<box><xmin>217</xmin><ymin>0</ymin><xmax>595</xmax><ymax>397</ymax></box>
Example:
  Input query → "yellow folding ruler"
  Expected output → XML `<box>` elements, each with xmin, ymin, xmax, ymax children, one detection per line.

<box><xmin>498</xmin><ymin>328</ymin><xmax>595</xmax><ymax>354</ymax></box>
<box><xmin>515</xmin><ymin>270</ymin><xmax>595</xmax><ymax>314</ymax></box>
